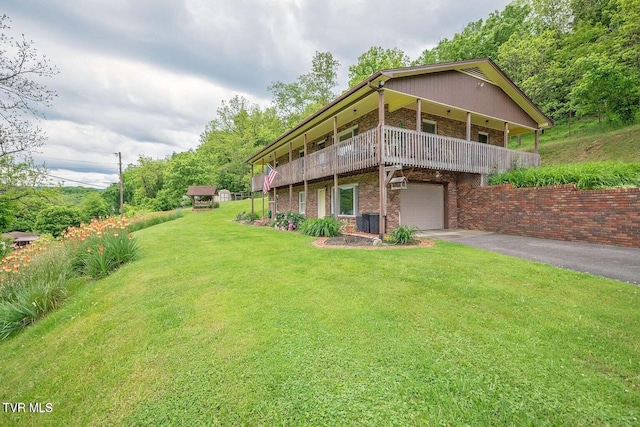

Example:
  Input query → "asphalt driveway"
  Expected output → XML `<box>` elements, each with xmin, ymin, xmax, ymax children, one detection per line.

<box><xmin>417</xmin><ymin>230</ymin><xmax>640</xmax><ymax>285</ymax></box>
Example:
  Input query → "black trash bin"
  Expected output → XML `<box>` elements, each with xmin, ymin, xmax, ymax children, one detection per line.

<box><xmin>356</xmin><ymin>215</ymin><xmax>364</xmax><ymax>232</ymax></box>
<box><xmin>367</xmin><ymin>212</ymin><xmax>380</xmax><ymax>235</ymax></box>
<box><xmin>361</xmin><ymin>213</ymin><xmax>370</xmax><ymax>233</ymax></box>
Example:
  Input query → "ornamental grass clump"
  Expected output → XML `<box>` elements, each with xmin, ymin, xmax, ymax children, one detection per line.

<box><xmin>387</xmin><ymin>225</ymin><xmax>418</xmax><ymax>245</ymax></box>
<box><xmin>0</xmin><ymin>244</ymin><xmax>73</xmax><ymax>340</ymax></box>
<box><xmin>64</xmin><ymin>217</ymin><xmax>139</xmax><ymax>279</ymax></box>
<box><xmin>300</xmin><ymin>217</ymin><xmax>341</xmax><ymax>237</ymax></box>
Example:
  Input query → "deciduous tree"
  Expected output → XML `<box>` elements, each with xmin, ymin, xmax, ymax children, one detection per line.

<box><xmin>348</xmin><ymin>47</ymin><xmax>409</xmax><ymax>87</ymax></box>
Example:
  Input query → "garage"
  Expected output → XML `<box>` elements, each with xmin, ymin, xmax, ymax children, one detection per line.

<box><xmin>400</xmin><ymin>183</ymin><xmax>444</xmax><ymax>230</ymax></box>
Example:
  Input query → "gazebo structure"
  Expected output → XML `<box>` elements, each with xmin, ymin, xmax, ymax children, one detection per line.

<box><xmin>2</xmin><ymin>231</ymin><xmax>40</xmax><ymax>248</ymax></box>
<box><xmin>186</xmin><ymin>186</ymin><xmax>218</xmax><ymax>210</ymax></box>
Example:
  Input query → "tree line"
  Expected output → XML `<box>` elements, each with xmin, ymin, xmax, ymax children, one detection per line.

<box><xmin>2</xmin><ymin>0</ymin><xmax>639</xmax><ymax>231</ymax></box>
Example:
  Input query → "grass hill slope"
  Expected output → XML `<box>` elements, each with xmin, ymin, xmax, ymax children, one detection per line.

<box><xmin>510</xmin><ymin>120</ymin><xmax>640</xmax><ymax>165</ymax></box>
<box><xmin>0</xmin><ymin>200</ymin><xmax>638</xmax><ymax>425</ymax></box>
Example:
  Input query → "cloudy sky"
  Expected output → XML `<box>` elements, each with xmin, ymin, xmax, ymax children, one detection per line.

<box><xmin>4</xmin><ymin>0</ymin><xmax>511</xmax><ymax>189</ymax></box>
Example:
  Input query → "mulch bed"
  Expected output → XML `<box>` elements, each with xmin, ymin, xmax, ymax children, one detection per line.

<box><xmin>313</xmin><ymin>235</ymin><xmax>434</xmax><ymax>249</ymax></box>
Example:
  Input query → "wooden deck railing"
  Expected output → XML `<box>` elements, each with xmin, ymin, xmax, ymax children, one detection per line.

<box><xmin>251</xmin><ymin>126</ymin><xmax>540</xmax><ymax>191</ymax></box>
<box><xmin>382</xmin><ymin>126</ymin><xmax>539</xmax><ymax>175</ymax></box>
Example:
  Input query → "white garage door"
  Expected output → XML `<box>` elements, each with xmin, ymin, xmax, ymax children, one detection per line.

<box><xmin>400</xmin><ymin>183</ymin><xmax>444</xmax><ymax>230</ymax></box>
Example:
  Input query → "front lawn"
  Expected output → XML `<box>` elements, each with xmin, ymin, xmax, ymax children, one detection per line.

<box><xmin>0</xmin><ymin>200</ymin><xmax>638</xmax><ymax>425</ymax></box>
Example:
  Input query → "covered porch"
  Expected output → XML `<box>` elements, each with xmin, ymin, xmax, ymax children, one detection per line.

<box><xmin>250</xmin><ymin>125</ymin><xmax>539</xmax><ymax>191</ymax></box>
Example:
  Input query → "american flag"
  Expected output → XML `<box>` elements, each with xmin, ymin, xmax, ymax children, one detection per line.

<box><xmin>263</xmin><ymin>164</ymin><xmax>278</xmax><ymax>194</ymax></box>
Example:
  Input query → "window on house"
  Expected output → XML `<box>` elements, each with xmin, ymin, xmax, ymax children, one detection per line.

<box><xmin>422</xmin><ymin>120</ymin><xmax>437</xmax><ymax>134</ymax></box>
<box><xmin>316</xmin><ymin>140</ymin><xmax>326</xmax><ymax>163</ymax></box>
<box><xmin>331</xmin><ymin>184</ymin><xmax>358</xmax><ymax>216</ymax></box>
<box><xmin>478</xmin><ymin>132</ymin><xmax>489</xmax><ymax>144</ymax></box>
<box><xmin>299</xmin><ymin>191</ymin><xmax>306</xmax><ymax>214</ymax></box>
<box><xmin>338</xmin><ymin>125</ymin><xmax>358</xmax><ymax>142</ymax></box>
<box><xmin>299</xmin><ymin>149</ymin><xmax>305</xmax><ymax>158</ymax></box>
<box><xmin>338</xmin><ymin>126</ymin><xmax>359</xmax><ymax>156</ymax></box>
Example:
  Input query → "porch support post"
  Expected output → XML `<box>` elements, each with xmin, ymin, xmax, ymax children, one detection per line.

<box><xmin>250</xmin><ymin>163</ymin><xmax>255</xmax><ymax>216</ymax></box>
<box><xmin>466</xmin><ymin>112</ymin><xmax>472</xmax><ymax>141</ymax></box>
<box><xmin>333</xmin><ymin>116</ymin><xmax>339</xmax><ymax>217</ymax></box>
<box><xmin>534</xmin><ymin>130</ymin><xmax>540</xmax><ymax>155</ymax></box>
<box><xmin>504</xmin><ymin>122</ymin><xmax>509</xmax><ymax>148</ymax></box>
<box><xmin>261</xmin><ymin>158</ymin><xmax>265</xmax><ymax>219</ymax></box>
<box><xmin>273</xmin><ymin>186</ymin><xmax>276</xmax><ymax>215</ymax></box>
<box><xmin>377</xmin><ymin>89</ymin><xmax>386</xmax><ymax>238</ymax></box>
<box><xmin>303</xmin><ymin>133</ymin><xmax>308</xmax><ymax>213</ymax></box>
<box><xmin>416</xmin><ymin>99</ymin><xmax>422</xmax><ymax>131</ymax></box>
<box><xmin>288</xmin><ymin>141</ymin><xmax>292</xmax><ymax>211</ymax></box>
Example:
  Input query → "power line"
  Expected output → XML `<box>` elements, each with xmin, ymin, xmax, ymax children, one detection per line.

<box><xmin>31</xmin><ymin>155</ymin><xmax>118</xmax><ymax>166</ymax></box>
<box><xmin>40</xmin><ymin>172</ymin><xmax>113</xmax><ymax>189</ymax></box>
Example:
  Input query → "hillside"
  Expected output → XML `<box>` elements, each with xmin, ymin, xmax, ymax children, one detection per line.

<box><xmin>509</xmin><ymin>120</ymin><xmax>640</xmax><ymax>165</ymax></box>
<box><xmin>0</xmin><ymin>201</ymin><xmax>638</xmax><ymax>425</ymax></box>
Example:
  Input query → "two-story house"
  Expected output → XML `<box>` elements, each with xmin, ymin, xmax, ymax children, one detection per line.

<box><xmin>247</xmin><ymin>58</ymin><xmax>552</xmax><ymax>237</ymax></box>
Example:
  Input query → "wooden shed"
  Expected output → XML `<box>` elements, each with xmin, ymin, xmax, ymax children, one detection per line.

<box><xmin>186</xmin><ymin>186</ymin><xmax>218</xmax><ymax>210</ymax></box>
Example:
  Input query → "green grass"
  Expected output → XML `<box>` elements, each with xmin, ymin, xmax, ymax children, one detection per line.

<box><xmin>490</xmin><ymin>161</ymin><xmax>640</xmax><ymax>189</ymax></box>
<box><xmin>509</xmin><ymin>118</ymin><xmax>640</xmax><ymax>164</ymax></box>
<box><xmin>0</xmin><ymin>199</ymin><xmax>638</xmax><ymax>425</ymax></box>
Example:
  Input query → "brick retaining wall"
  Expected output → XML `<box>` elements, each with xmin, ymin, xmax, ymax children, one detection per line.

<box><xmin>458</xmin><ymin>184</ymin><xmax>640</xmax><ymax>248</ymax></box>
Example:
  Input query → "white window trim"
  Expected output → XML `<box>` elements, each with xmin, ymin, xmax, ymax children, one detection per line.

<box><xmin>299</xmin><ymin>191</ymin><xmax>306</xmax><ymax>214</ymax></box>
<box><xmin>478</xmin><ymin>131</ymin><xmax>489</xmax><ymax>144</ymax></box>
<box><xmin>338</xmin><ymin>125</ymin><xmax>358</xmax><ymax>141</ymax></box>
<box><xmin>331</xmin><ymin>184</ymin><xmax>358</xmax><ymax>217</ymax></box>
<box><xmin>422</xmin><ymin>119</ymin><xmax>437</xmax><ymax>134</ymax></box>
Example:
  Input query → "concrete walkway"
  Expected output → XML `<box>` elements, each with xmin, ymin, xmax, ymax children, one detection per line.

<box><xmin>416</xmin><ymin>230</ymin><xmax>640</xmax><ymax>285</ymax></box>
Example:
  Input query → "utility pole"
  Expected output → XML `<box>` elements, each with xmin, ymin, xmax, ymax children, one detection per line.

<box><xmin>117</xmin><ymin>152</ymin><xmax>124</xmax><ymax>218</ymax></box>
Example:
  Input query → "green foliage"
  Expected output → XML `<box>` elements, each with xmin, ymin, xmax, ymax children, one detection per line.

<box><xmin>299</xmin><ymin>217</ymin><xmax>341</xmax><ymax>237</ymax></box>
<box><xmin>348</xmin><ymin>47</ymin><xmax>410</xmax><ymax>87</ymax></box>
<box><xmin>274</xmin><ymin>211</ymin><xmax>305</xmax><ymax>231</ymax></box>
<box><xmin>0</xmin><ymin>245</ymin><xmax>73</xmax><ymax>340</ymax></box>
<box><xmin>0</xmin><ymin>237</ymin><xmax>13</xmax><ymax>259</ymax></box>
<box><xmin>1</xmin><ymin>200</ymin><xmax>638</xmax><ymax>425</ymax></box>
<box><xmin>80</xmin><ymin>191</ymin><xmax>110</xmax><ymax>221</ymax></box>
<box><xmin>34</xmin><ymin>206</ymin><xmax>82</xmax><ymax>237</ymax></box>
<box><xmin>409</xmin><ymin>0</ymin><xmax>638</xmax><ymax>125</ymax></box>
<box><xmin>570</xmin><ymin>55</ymin><xmax>640</xmax><ymax>124</ymax></box>
<box><xmin>413</xmin><ymin>1</ymin><xmax>531</xmax><ymax>65</ymax></box>
<box><xmin>125</xmin><ymin>210</ymin><xmax>185</xmax><ymax>233</ymax></box>
<box><xmin>73</xmin><ymin>231</ymin><xmax>139</xmax><ymax>279</ymax></box>
<box><xmin>235</xmin><ymin>211</ymin><xmax>260</xmax><ymax>222</ymax></box>
<box><xmin>162</xmin><ymin>150</ymin><xmax>216</xmax><ymax>204</ymax></box>
<box><xmin>198</xmin><ymin>95</ymin><xmax>283</xmax><ymax>193</ymax></box>
<box><xmin>489</xmin><ymin>162</ymin><xmax>640</xmax><ymax>189</ymax></box>
<box><xmin>387</xmin><ymin>225</ymin><xmax>418</xmax><ymax>245</ymax></box>
<box><xmin>268</xmin><ymin>51</ymin><xmax>339</xmax><ymax>127</ymax></box>
<box><xmin>125</xmin><ymin>155</ymin><xmax>168</xmax><ymax>207</ymax></box>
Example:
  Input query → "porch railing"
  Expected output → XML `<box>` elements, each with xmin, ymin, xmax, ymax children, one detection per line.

<box><xmin>251</xmin><ymin>126</ymin><xmax>540</xmax><ymax>191</ymax></box>
<box><xmin>382</xmin><ymin>126</ymin><xmax>540</xmax><ymax>175</ymax></box>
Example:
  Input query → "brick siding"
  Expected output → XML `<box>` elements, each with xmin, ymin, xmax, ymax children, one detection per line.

<box><xmin>458</xmin><ymin>184</ymin><xmax>640</xmax><ymax>248</ymax></box>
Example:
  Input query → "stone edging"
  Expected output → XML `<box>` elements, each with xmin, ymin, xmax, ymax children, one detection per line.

<box><xmin>312</xmin><ymin>237</ymin><xmax>435</xmax><ymax>250</ymax></box>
